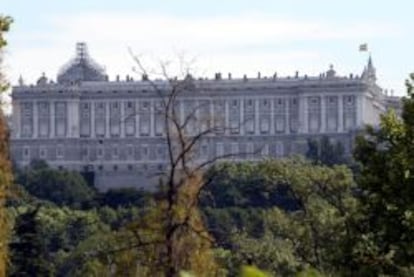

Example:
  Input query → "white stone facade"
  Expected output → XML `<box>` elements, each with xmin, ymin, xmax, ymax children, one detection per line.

<box><xmin>10</xmin><ymin>43</ymin><xmax>400</xmax><ymax>190</ymax></box>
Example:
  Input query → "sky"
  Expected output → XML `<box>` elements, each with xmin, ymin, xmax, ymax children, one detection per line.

<box><xmin>2</xmin><ymin>0</ymin><xmax>414</xmax><ymax>96</ymax></box>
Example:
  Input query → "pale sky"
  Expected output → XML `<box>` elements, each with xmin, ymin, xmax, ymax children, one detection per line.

<box><xmin>2</xmin><ymin>0</ymin><xmax>414</xmax><ymax>96</ymax></box>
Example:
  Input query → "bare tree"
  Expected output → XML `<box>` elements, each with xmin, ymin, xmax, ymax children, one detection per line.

<box><xmin>126</xmin><ymin>53</ymin><xmax>220</xmax><ymax>276</ymax></box>
<box><xmin>113</xmin><ymin>51</ymin><xmax>259</xmax><ymax>276</ymax></box>
<box><xmin>86</xmin><ymin>52</ymin><xmax>259</xmax><ymax>276</ymax></box>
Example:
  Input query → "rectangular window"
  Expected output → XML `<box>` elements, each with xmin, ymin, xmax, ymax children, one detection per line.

<box><xmin>126</xmin><ymin>145</ymin><xmax>134</xmax><ymax>160</ymax></box>
<box><xmin>246</xmin><ymin>143</ymin><xmax>254</xmax><ymax>158</ymax></box>
<box><xmin>23</xmin><ymin>147</ymin><xmax>30</xmax><ymax>160</ymax></box>
<box><xmin>216</xmin><ymin>143</ymin><xmax>224</xmax><ymax>157</ymax></box>
<box><xmin>260</xmin><ymin>117</ymin><xmax>270</xmax><ymax>133</ymax></box>
<box><xmin>201</xmin><ymin>144</ymin><xmax>209</xmax><ymax>158</ymax></box>
<box><xmin>113</xmin><ymin>146</ymin><xmax>119</xmax><ymax>158</ymax></box>
<box><xmin>39</xmin><ymin>147</ymin><xmax>46</xmax><ymax>159</ymax></box>
<box><xmin>97</xmin><ymin>147</ymin><xmax>104</xmax><ymax>158</ymax></box>
<box><xmin>125</xmin><ymin>120</ymin><xmax>135</xmax><ymax>136</ymax></box>
<box><xmin>275</xmin><ymin>142</ymin><xmax>284</xmax><ymax>157</ymax></box>
<box><xmin>141</xmin><ymin>145</ymin><xmax>149</xmax><ymax>160</ymax></box>
<box><xmin>157</xmin><ymin>145</ymin><xmax>166</xmax><ymax>159</ymax></box>
<box><xmin>155</xmin><ymin>115</ymin><xmax>164</xmax><ymax>136</ymax></box>
<box><xmin>140</xmin><ymin>119</ymin><xmax>150</xmax><ymax>136</ymax></box>
<box><xmin>261</xmin><ymin>144</ymin><xmax>269</xmax><ymax>156</ymax></box>
<box><xmin>246</xmin><ymin>116</ymin><xmax>255</xmax><ymax>134</ymax></box>
<box><xmin>231</xmin><ymin>143</ymin><xmax>239</xmax><ymax>156</ymax></box>
<box><xmin>56</xmin><ymin>145</ymin><xmax>64</xmax><ymax>159</ymax></box>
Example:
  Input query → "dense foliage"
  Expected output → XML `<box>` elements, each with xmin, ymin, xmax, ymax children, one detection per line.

<box><xmin>203</xmin><ymin>158</ymin><xmax>358</xmax><ymax>276</ymax></box>
<box><xmin>0</xmin><ymin>14</ymin><xmax>13</xmax><ymax>276</ymax></box>
<box><xmin>17</xmin><ymin>161</ymin><xmax>96</xmax><ymax>209</ymax></box>
<box><xmin>351</xmin><ymin>74</ymin><xmax>414</xmax><ymax>275</ymax></box>
<box><xmin>306</xmin><ymin>136</ymin><xmax>347</xmax><ymax>166</ymax></box>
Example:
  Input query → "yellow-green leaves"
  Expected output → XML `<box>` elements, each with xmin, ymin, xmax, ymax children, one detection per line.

<box><xmin>240</xmin><ymin>265</ymin><xmax>271</xmax><ymax>277</ymax></box>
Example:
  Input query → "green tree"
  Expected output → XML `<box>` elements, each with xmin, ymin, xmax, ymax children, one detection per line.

<box><xmin>219</xmin><ymin>158</ymin><xmax>358</xmax><ymax>276</ymax></box>
<box><xmin>17</xmin><ymin>162</ymin><xmax>96</xmax><ymax>208</ymax></box>
<box><xmin>9</xmin><ymin>207</ymin><xmax>51</xmax><ymax>276</ymax></box>
<box><xmin>98</xmin><ymin>187</ymin><xmax>153</xmax><ymax>208</ymax></box>
<box><xmin>202</xmin><ymin>162</ymin><xmax>297</xmax><ymax>210</ymax></box>
<box><xmin>352</xmin><ymin>74</ymin><xmax>414</xmax><ymax>275</ymax></box>
<box><xmin>306</xmin><ymin>136</ymin><xmax>347</xmax><ymax>166</ymax></box>
<box><xmin>0</xmin><ymin>14</ymin><xmax>13</xmax><ymax>276</ymax></box>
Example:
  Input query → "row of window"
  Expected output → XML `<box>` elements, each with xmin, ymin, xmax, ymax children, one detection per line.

<box><xmin>22</xmin><ymin>142</ymin><xmax>285</xmax><ymax>161</ymax></box>
<box><xmin>20</xmin><ymin>95</ymin><xmax>355</xmax><ymax>120</ymax></box>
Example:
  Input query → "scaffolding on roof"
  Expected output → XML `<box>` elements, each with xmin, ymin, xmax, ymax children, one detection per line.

<box><xmin>57</xmin><ymin>42</ymin><xmax>106</xmax><ymax>84</ymax></box>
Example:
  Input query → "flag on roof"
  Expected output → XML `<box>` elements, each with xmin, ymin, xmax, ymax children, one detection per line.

<box><xmin>359</xmin><ymin>43</ymin><xmax>368</xmax><ymax>52</ymax></box>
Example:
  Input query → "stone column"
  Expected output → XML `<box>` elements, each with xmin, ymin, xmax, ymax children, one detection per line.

<box><xmin>299</xmin><ymin>96</ymin><xmax>308</xmax><ymax>133</ymax></box>
<box><xmin>67</xmin><ymin>101</ymin><xmax>73</xmax><ymax>138</ymax></box>
<box><xmin>270</xmin><ymin>98</ymin><xmax>275</xmax><ymax>134</ymax></box>
<box><xmin>240</xmin><ymin>98</ymin><xmax>244</xmax><ymax>135</ymax></box>
<box><xmin>255</xmin><ymin>99</ymin><xmax>260</xmax><ymax>135</ymax></box>
<box><xmin>105</xmin><ymin>101</ymin><xmax>110</xmax><ymax>138</ymax></box>
<box><xmin>33</xmin><ymin>101</ymin><xmax>38</xmax><ymax>138</ymax></box>
<box><xmin>150</xmin><ymin>99</ymin><xmax>154</xmax><ymax>137</ymax></box>
<box><xmin>120</xmin><ymin>101</ymin><xmax>125</xmax><ymax>138</ymax></box>
<box><xmin>180</xmin><ymin>100</ymin><xmax>185</xmax><ymax>129</ymax></box>
<box><xmin>320</xmin><ymin>95</ymin><xmax>326</xmax><ymax>133</ymax></box>
<box><xmin>285</xmin><ymin>98</ymin><xmax>290</xmax><ymax>134</ymax></box>
<box><xmin>209</xmin><ymin>99</ymin><xmax>214</xmax><ymax>133</ymax></box>
<box><xmin>50</xmin><ymin>101</ymin><xmax>55</xmax><ymax>138</ymax></box>
<box><xmin>338</xmin><ymin>96</ymin><xmax>344</xmax><ymax>132</ymax></box>
<box><xmin>12</xmin><ymin>101</ymin><xmax>21</xmax><ymax>139</ymax></box>
<box><xmin>72</xmin><ymin>99</ymin><xmax>80</xmax><ymax>138</ymax></box>
<box><xmin>356</xmin><ymin>94</ymin><xmax>363</xmax><ymax>128</ymax></box>
<box><xmin>90</xmin><ymin>101</ymin><xmax>95</xmax><ymax>138</ymax></box>
<box><xmin>136</xmin><ymin>100</ymin><xmax>140</xmax><ymax>138</ymax></box>
<box><xmin>225</xmin><ymin>99</ymin><xmax>229</xmax><ymax>135</ymax></box>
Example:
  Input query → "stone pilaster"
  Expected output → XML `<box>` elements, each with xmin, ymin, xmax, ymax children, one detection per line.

<box><xmin>50</xmin><ymin>101</ymin><xmax>55</xmax><ymax>138</ymax></box>
<box><xmin>90</xmin><ymin>101</ymin><xmax>95</xmax><ymax>138</ymax></box>
<box><xmin>225</xmin><ymin>99</ymin><xmax>229</xmax><ymax>135</ymax></box>
<box><xmin>105</xmin><ymin>101</ymin><xmax>110</xmax><ymax>138</ymax></box>
<box><xmin>33</xmin><ymin>101</ymin><xmax>38</xmax><ymax>138</ymax></box>
<box><xmin>120</xmin><ymin>101</ymin><xmax>125</xmax><ymax>138</ymax></box>
<box><xmin>135</xmin><ymin>100</ymin><xmax>140</xmax><ymax>138</ymax></box>
<box><xmin>150</xmin><ymin>99</ymin><xmax>154</xmax><ymax>137</ymax></box>
<box><xmin>240</xmin><ymin>98</ymin><xmax>244</xmax><ymax>135</ymax></box>
<box><xmin>356</xmin><ymin>94</ymin><xmax>363</xmax><ymax>128</ymax></box>
<box><xmin>320</xmin><ymin>95</ymin><xmax>326</xmax><ymax>133</ymax></box>
<box><xmin>299</xmin><ymin>96</ymin><xmax>308</xmax><ymax>133</ymax></box>
<box><xmin>338</xmin><ymin>96</ymin><xmax>344</xmax><ymax>132</ymax></box>
<box><xmin>72</xmin><ymin>99</ymin><xmax>80</xmax><ymax>138</ymax></box>
<box><xmin>12</xmin><ymin>101</ymin><xmax>21</xmax><ymax>139</ymax></box>
<box><xmin>270</xmin><ymin>98</ymin><xmax>275</xmax><ymax>134</ymax></box>
<box><xmin>285</xmin><ymin>98</ymin><xmax>290</xmax><ymax>134</ymax></box>
<box><xmin>255</xmin><ymin>99</ymin><xmax>259</xmax><ymax>135</ymax></box>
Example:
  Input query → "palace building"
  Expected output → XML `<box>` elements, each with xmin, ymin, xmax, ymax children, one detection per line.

<box><xmin>10</xmin><ymin>43</ymin><xmax>401</xmax><ymax>190</ymax></box>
